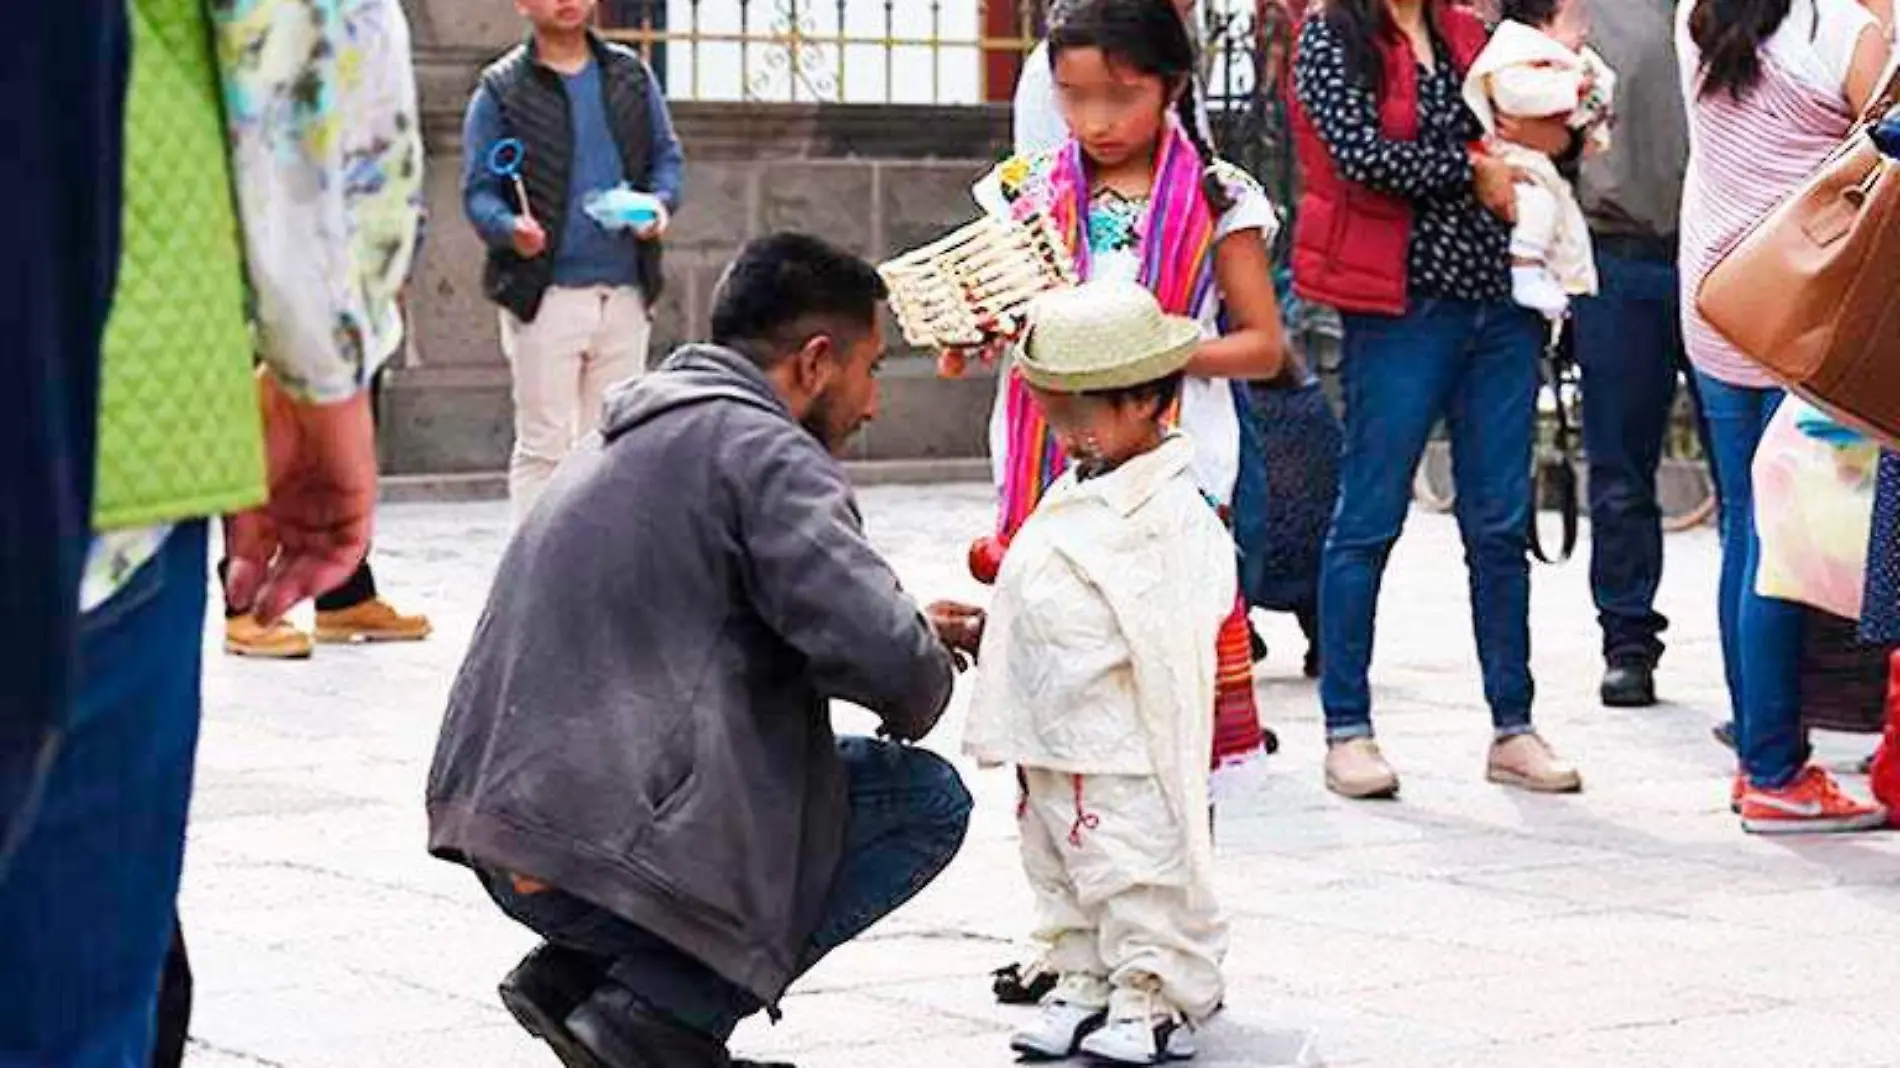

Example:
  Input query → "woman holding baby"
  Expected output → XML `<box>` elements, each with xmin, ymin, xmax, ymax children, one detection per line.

<box><xmin>1290</xmin><ymin>0</ymin><xmax>1597</xmax><ymax>800</ymax></box>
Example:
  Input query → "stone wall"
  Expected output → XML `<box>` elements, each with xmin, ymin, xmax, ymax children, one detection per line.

<box><xmin>387</xmin><ymin>0</ymin><xmax>1011</xmax><ymax>475</ymax></box>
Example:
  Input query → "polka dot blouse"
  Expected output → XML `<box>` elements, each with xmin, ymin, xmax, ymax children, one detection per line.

<box><xmin>1293</xmin><ymin>17</ymin><xmax>1513</xmax><ymax>305</ymax></box>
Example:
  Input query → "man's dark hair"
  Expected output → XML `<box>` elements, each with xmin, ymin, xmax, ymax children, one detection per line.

<box><xmin>709</xmin><ymin>233</ymin><xmax>888</xmax><ymax>366</ymax></box>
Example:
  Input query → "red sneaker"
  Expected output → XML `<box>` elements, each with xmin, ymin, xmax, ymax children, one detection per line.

<box><xmin>1739</xmin><ymin>767</ymin><xmax>1888</xmax><ymax>835</ymax></box>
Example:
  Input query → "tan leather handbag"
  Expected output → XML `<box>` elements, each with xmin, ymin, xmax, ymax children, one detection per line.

<box><xmin>1696</xmin><ymin>62</ymin><xmax>1900</xmax><ymax>447</ymax></box>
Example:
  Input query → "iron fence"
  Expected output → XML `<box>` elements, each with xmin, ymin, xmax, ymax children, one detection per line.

<box><xmin>1202</xmin><ymin>1</ymin><xmax>1299</xmax><ymax>246</ymax></box>
<box><xmin>597</xmin><ymin>1</ymin><xmax>1298</xmax><ymax>120</ymax></box>
<box><xmin>601</xmin><ymin>0</ymin><xmax>1048</xmax><ymax>104</ymax></box>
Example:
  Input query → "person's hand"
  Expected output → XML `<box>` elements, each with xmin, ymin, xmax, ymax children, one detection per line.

<box><xmin>1496</xmin><ymin>112</ymin><xmax>1573</xmax><ymax>157</ymax></box>
<box><xmin>511</xmin><ymin>215</ymin><xmax>548</xmax><ymax>258</ymax></box>
<box><xmin>1472</xmin><ymin>152</ymin><xmax>1520</xmax><ymax>224</ymax></box>
<box><xmin>926</xmin><ymin>600</ymin><xmax>987</xmax><ymax>669</ymax></box>
<box><xmin>224</xmin><ymin>374</ymin><xmax>379</xmax><ymax>626</ymax></box>
<box><xmin>633</xmin><ymin>203</ymin><xmax>670</xmax><ymax>242</ymax></box>
<box><xmin>938</xmin><ymin>335</ymin><xmax>1009</xmax><ymax>379</ymax></box>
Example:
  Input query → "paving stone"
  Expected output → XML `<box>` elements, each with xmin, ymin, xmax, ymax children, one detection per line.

<box><xmin>1349</xmin><ymin>967</ymin><xmax>1777</xmax><ymax>1044</ymax></box>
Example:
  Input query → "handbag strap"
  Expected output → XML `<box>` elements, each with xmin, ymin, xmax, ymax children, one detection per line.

<box><xmin>1530</xmin><ymin>321</ymin><xmax>1580</xmax><ymax>567</ymax></box>
<box><xmin>1859</xmin><ymin>51</ymin><xmax>1900</xmax><ymax>127</ymax></box>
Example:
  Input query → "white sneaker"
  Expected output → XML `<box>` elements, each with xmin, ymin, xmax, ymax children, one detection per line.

<box><xmin>1010</xmin><ymin>988</ymin><xmax>1109</xmax><ymax>1056</ymax></box>
<box><xmin>1077</xmin><ymin>1014</ymin><xmax>1197</xmax><ymax>1063</ymax></box>
<box><xmin>1077</xmin><ymin>983</ymin><xmax>1197</xmax><ymax>1064</ymax></box>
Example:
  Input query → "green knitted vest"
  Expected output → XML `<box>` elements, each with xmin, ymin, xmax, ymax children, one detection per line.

<box><xmin>92</xmin><ymin>0</ymin><xmax>265</xmax><ymax>531</ymax></box>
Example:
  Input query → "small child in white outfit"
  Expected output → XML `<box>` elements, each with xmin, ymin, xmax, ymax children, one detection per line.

<box><xmin>1463</xmin><ymin>0</ymin><xmax>1616</xmax><ymax>318</ymax></box>
<box><xmin>965</xmin><ymin>281</ymin><xmax>1235</xmax><ymax>1066</ymax></box>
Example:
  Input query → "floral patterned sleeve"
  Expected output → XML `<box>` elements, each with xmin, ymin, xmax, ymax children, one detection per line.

<box><xmin>1292</xmin><ymin>17</ymin><xmax>1475</xmax><ymax>202</ymax></box>
<box><xmin>211</xmin><ymin>0</ymin><xmax>424</xmax><ymax>405</ymax></box>
<box><xmin>973</xmin><ymin>154</ymin><xmax>1040</xmax><ymax>219</ymax></box>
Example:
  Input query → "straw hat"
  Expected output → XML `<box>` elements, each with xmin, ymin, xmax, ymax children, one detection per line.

<box><xmin>1015</xmin><ymin>280</ymin><xmax>1202</xmax><ymax>393</ymax></box>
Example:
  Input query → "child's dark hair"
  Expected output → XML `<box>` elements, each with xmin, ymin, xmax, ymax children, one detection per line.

<box><xmin>1047</xmin><ymin>0</ymin><xmax>1236</xmax><ymax>214</ymax></box>
<box><xmin>1499</xmin><ymin>0</ymin><xmax>1563</xmax><ymax>27</ymax></box>
<box><xmin>1083</xmin><ymin>373</ymin><xmax>1185</xmax><ymax>420</ymax></box>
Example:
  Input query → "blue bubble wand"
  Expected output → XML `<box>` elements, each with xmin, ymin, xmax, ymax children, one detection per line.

<box><xmin>488</xmin><ymin>138</ymin><xmax>534</xmax><ymax>222</ymax></box>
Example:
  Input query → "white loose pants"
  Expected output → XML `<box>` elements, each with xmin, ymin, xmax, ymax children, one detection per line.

<box><xmin>1018</xmin><ymin>767</ymin><xmax>1226</xmax><ymax>1021</ymax></box>
<box><xmin>500</xmin><ymin>284</ymin><xmax>651</xmax><ymax>522</ymax></box>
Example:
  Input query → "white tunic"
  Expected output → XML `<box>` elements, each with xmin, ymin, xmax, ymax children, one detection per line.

<box><xmin>965</xmin><ymin>435</ymin><xmax>1234</xmax><ymax>880</ymax></box>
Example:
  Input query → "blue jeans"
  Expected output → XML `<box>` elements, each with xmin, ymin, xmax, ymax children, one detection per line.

<box><xmin>0</xmin><ymin>522</ymin><xmax>208</xmax><ymax>1067</ymax></box>
<box><xmin>1696</xmin><ymin>375</ymin><xmax>1808</xmax><ymax>788</ymax></box>
<box><xmin>485</xmin><ymin>737</ymin><xmax>971</xmax><ymax>1040</ymax></box>
<box><xmin>1574</xmin><ymin>251</ymin><xmax>1708</xmax><ymax>666</ymax></box>
<box><xmin>1321</xmin><ymin>299</ymin><xmax>1542</xmax><ymax>740</ymax></box>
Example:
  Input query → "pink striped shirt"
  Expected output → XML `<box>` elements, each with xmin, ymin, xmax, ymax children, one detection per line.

<box><xmin>1679</xmin><ymin>35</ymin><xmax>1863</xmax><ymax>386</ymax></box>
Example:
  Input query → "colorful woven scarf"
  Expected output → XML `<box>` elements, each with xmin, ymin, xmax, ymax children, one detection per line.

<box><xmin>996</xmin><ymin>117</ymin><xmax>1218</xmax><ymax>536</ymax></box>
<box><xmin>994</xmin><ymin>119</ymin><xmax>1264</xmax><ymax>776</ymax></box>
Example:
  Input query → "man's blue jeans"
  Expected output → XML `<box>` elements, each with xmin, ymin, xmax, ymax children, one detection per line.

<box><xmin>1320</xmin><ymin>299</ymin><xmax>1543</xmax><ymax>740</ymax></box>
<box><xmin>485</xmin><ymin>737</ymin><xmax>972</xmax><ymax>1040</ymax></box>
<box><xmin>1695</xmin><ymin>375</ymin><xmax>1809</xmax><ymax>788</ymax></box>
<box><xmin>1574</xmin><ymin>251</ymin><xmax>1708</xmax><ymax>667</ymax></box>
<box><xmin>0</xmin><ymin>522</ymin><xmax>208</xmax><ymax>1067</ymax></box>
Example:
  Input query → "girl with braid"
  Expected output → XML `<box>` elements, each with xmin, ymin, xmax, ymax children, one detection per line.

<box><xmin>947</xmin><ymin>0</ymin><xmax>1288</xmax><ymax>1058</ymax></box>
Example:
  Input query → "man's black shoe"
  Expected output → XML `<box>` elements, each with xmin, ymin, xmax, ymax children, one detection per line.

<box><xmin>499</xmin><ymin>944</ymin><xmax>613</xmax><ymax>1068</ymax></box>
<box><xmin>1600</xmin><ymin>660</ymin><xmax>1657</xmax><ymax>708</ymax></box>
<box><xmin>567</xmin><ymin>982</ymin><xmax>733</xmax><ymax>1068</ymax></box>
<box><xmin>1712</xmin><ymin>720</ymin><xmax>1736</xmax><ymax>750</ymax></box>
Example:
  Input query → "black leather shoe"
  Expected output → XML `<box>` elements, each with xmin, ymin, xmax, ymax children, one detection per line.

<box><xmin>1600</xmin><ymin>660</ymin><xmax>1657</xmax><ymax>708</ymax></box>
<box><xmin>568</xmin><ymin>983</ymin><xmax>733</xmax><ymax>1068</ymax></box>
<box><xmin>499</xmin><ymin>944</ymin><xmax>614</xmax><ymax>1068</ymax></box>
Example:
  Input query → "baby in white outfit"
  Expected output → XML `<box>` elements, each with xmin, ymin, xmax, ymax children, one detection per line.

<box><xmin>1463</xmin><ymin>0</ymin><xmax>1616</xmax><ymax>318</ymax></box>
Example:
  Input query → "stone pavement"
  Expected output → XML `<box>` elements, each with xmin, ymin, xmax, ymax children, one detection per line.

<box><xmin>182</xmin><ymin>487</ymin><xmax>1900</xmax><ymax>1068</ymax></box>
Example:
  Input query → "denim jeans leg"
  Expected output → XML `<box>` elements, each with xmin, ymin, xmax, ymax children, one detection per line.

<box><xmin>796</xmin><ymin>738</ymin><xmax>973</xmax><ymax>971</ymax></box>
<box><xmin>1319</xmin><ymin>304</ymin><xmax>1466</xmax><ymax>740</ymax></box>
<box><xmin>1695</xmin><ymin>373</ymin><xmax>1768</xmax><ymax>724</ymax></box>
<box><xmin>1445</xmin><ymin>303</ymin><xmax>1541</xmax><ymax>736</ymax></box>
<box><xmin>1708</xmin><ymin>388</ymin><xmax>1809</xmax><ymax>788</ymax></box>
<box><xmin>1739</xmin><ymin>516</ymin><xmax>1810</xmax><ymax>788</ymax></box>
<box><xmin>0</xmin><ymin>522</ymin><xmax>208</xmax><ymax>1068</ymax></box>
<box><xmin>482</xmin><ymin>871</ymin><xmax>759</xmax><ymax>1041</ymax></box>
<box><xmin>478</xmin><ymin>738</ymin><xmax>970</xmax><ymax>1042</ymax></box>
<box><xmin>1575</xmin><ymin>253</ymin><xmax>1680</xmax><ymax>666</ymax></box>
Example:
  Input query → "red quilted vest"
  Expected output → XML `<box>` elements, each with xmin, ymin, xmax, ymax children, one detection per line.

<box><xmin>1287</xmin><ymin>4</ymin><xmax>1490</xmax><ymax>316</ymax></box>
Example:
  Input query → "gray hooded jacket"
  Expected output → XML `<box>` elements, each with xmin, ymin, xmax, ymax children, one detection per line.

<box><xmin>426</xmin><ymin>344</ymin><xmax>956</xmax><ymax>1003</ymax></box>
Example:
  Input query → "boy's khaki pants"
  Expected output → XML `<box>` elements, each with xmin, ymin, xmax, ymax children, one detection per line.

<box><xmin>501</xmin><ymin>284</ymin><xmax>650</xmax><ymax>522</ymax></box>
